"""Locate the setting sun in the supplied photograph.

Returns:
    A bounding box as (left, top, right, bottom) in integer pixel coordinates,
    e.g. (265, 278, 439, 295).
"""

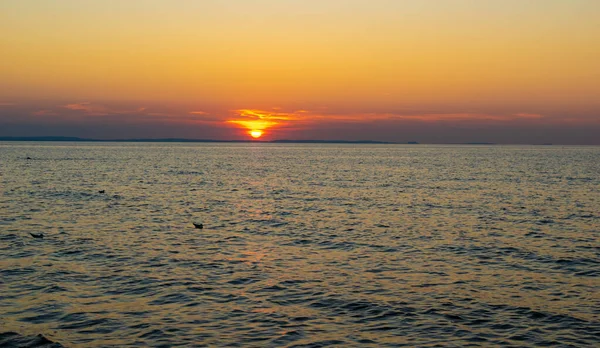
(250, 130, 263, 139)
(228, 110, 285, 139)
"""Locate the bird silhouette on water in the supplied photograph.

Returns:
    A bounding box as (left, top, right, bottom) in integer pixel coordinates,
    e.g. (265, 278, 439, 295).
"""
(30, 233, 44, 239)
(193, 223, 203, 229)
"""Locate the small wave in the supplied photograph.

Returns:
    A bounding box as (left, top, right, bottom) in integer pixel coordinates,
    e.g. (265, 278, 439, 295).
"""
(0, 332, 64, 348)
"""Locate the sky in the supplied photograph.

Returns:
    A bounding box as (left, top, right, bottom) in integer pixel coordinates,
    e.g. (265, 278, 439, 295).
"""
(1, 0, 599, 144)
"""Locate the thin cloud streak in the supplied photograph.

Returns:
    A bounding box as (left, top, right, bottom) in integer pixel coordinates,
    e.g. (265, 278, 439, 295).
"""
(226, 108, 546, 126)
(62, 102, 148, 116)
(32, 109, 59, 116)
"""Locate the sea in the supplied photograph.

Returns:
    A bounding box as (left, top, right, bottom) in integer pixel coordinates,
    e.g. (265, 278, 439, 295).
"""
(0, 142, 598, 347)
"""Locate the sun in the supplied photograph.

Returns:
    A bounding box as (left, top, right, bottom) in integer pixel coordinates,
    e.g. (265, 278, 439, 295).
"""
(250, 130, 263, 139)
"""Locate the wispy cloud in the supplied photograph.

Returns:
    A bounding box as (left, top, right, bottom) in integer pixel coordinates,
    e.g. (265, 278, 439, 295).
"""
(63, 102, 110, 115)
(229, 108, 544, 125)
(292, 111, 545, 123)
(513, 113, 543, 119)
(32, 109, 59, 116)
(365, 112, 544, 122)
(234, 109, 301, 121)
(226, 108, 307, 132)
(0, 102, 16, 106)
(62, 102, 148, 116)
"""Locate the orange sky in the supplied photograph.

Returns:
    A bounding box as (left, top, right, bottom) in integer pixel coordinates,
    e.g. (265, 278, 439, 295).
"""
(1, 0, 599, 143)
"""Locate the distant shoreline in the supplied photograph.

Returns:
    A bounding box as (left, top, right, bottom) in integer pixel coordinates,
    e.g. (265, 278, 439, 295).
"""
(0, 136, 404, 144)
(0, 137, 585, 146)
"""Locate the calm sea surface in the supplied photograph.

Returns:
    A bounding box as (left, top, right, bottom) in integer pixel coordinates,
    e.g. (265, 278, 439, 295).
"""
(1, 142, 599, 347)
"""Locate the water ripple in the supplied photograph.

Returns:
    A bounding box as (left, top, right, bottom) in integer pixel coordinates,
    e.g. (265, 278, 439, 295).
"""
(1, 143, 598, 347)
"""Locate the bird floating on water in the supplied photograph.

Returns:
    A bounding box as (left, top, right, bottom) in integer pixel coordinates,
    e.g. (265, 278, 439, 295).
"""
(30, 233, 44, 239)
(193, 223, 203, 229)
(98, 190, 105, 194)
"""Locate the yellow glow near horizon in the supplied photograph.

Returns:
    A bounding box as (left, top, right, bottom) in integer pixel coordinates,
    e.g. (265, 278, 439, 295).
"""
(226, 109, 291, 137)
(227, 119, 278, 131)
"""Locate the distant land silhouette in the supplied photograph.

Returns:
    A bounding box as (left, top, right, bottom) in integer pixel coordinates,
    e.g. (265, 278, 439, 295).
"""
(0, 136, 410, 144)
(0, 136, 526, 145)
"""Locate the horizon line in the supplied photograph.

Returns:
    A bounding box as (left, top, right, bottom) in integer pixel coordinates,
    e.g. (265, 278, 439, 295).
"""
(0, 136, 584, 146)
